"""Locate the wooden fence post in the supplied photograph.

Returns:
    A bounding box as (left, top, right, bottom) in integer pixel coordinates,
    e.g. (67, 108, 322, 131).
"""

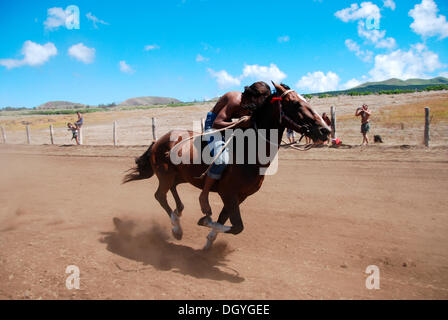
(79, 128, 83, 145)
(424, 107, 430, 147)
(113, 121, 117, 146)
(330, 106, 336, 139)
(152, 117, 157, 140)
(50, 125, 54, 145)
(26, 125, 31, 144)
(1, 126, 6, 144)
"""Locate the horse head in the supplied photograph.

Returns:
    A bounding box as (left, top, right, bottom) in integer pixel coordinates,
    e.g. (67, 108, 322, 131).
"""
(270, 82, 331, 143)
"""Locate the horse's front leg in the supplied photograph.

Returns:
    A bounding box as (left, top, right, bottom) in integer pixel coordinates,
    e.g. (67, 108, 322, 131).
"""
(202, 207, 230, 250)
(199, 195, 244, 249)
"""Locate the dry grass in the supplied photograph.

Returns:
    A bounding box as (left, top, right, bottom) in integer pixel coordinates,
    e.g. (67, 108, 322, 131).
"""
(377, 97, 448, 125)
(0, 110, 149, 131)
(336, 96, 448, 126)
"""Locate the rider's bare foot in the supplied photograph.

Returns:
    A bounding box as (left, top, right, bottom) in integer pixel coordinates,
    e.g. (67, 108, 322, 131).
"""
(199, 192, 212, 215)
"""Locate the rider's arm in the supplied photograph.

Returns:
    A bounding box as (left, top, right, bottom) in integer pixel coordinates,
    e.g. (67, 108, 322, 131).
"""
(213, 107, 252, 129)
(213, 105, 239, 129)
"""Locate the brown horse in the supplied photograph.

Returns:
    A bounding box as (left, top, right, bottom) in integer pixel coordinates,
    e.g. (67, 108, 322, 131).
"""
(123, 82, 330, 249)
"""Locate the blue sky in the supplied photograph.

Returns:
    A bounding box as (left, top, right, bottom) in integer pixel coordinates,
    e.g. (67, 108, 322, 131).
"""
(1, 0, 447, 108)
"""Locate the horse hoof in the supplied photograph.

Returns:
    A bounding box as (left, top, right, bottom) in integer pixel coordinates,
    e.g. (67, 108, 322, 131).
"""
(203, 241, 213, 250)
(197, 216, 212, 227)
(172, 227, 183, 240)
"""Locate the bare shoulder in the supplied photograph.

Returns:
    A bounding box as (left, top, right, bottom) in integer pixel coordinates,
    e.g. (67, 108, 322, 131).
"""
(212, 91, 241, 113)
(222, 91, 241, 106)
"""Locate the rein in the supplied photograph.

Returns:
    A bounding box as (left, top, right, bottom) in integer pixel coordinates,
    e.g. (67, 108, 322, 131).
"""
(176, 89, 315, 179)
(169, 117, 247, 155)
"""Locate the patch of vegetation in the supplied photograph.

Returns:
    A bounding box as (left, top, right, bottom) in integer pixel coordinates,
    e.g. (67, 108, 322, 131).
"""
(0, 106, 28, 111)
(424, 84, 448, 92)
(303, 94, 313, 100)
(346, 91, 373, 96)
(98, 102, 117, 108)
(312, 84, 448, 98)
(118, 102, 199, 111)
(28, 108, 106, 115)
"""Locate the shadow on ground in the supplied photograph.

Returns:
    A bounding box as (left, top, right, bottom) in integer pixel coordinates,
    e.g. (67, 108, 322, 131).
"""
(99, 217, 245, 283)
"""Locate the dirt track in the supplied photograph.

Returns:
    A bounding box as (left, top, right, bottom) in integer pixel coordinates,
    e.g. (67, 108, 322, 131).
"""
(1, 144, 448, 300)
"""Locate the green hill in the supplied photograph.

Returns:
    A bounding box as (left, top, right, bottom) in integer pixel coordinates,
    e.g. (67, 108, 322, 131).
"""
(316, 77, 448, 96)
(354, 77, 448, 89)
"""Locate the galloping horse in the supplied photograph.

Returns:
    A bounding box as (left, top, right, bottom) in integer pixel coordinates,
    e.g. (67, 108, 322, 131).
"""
(123, 82, 331, 249)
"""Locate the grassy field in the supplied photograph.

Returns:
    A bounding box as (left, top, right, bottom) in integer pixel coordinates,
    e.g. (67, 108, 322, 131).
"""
(337, 97, 448, 126)
(0, 102, 205, 131)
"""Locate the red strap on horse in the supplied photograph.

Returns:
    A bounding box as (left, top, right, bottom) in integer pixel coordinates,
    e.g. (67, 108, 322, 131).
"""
(271, 97, 282, 103)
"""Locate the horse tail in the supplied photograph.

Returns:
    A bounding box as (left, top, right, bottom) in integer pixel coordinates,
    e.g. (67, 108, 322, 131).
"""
(122, 142, 155, 184)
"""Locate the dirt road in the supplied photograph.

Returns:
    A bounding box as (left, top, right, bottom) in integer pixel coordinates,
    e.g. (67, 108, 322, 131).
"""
(0, 144, 447, 299)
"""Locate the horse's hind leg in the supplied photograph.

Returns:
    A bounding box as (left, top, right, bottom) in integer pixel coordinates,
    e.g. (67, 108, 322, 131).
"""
(154, 175, 183, 240)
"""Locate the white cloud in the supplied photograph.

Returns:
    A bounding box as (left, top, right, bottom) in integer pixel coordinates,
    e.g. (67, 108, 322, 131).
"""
(196, 54, 209, 62)
(119, 61, 135, 74)
(0, 41, 57, 69)
(357, 21, 396, 49)
(376, 37, 397, 49)
(86, 12, 108, 28)
(335, 2, 381, 23)
(409, 0, 448, 39)
(345, 39, 374, 62)
(277, 35, 290, 43)
(144, 44, 160, 51)
(369, 43, 445, 81)
(383, 0, 396, 10)
(357, 21, 385, 42)
(207, 68, 241, 89)
(207, 63, 287, 89)
(68, 43, 95, 64)
(44, 7, 67, 30)
(242, 64, 287, 84)
(296, 71, 340, 93)
(440, 71, 448, 78)
(342, 78, 363, 89)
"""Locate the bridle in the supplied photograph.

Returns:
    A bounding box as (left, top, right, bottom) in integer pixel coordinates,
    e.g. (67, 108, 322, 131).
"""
(269, 89, 312, 139)
(252, 89, 314, 148)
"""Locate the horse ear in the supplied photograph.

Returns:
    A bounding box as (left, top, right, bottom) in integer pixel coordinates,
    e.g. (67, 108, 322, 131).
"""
(271, 81, 284, 93)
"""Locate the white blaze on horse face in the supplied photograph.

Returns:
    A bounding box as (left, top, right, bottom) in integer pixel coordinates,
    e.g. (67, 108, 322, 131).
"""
(297, 94, 308, 104)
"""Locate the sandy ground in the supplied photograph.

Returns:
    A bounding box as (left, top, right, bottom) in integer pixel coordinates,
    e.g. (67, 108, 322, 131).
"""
(0, 144, 447, 300)
(1, 90, 447, 146)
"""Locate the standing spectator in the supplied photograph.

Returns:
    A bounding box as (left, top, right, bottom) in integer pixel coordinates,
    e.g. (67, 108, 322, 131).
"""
(322, 112, 332, 143)
(355, 104, 371, 145)
(286, 128, 295, 144)
(322, 112, 332, 127)
(74, 112, 83, 144)
(67, 123, 80, 145)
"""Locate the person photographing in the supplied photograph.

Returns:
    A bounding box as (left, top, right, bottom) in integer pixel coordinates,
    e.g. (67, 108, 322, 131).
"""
(355, 104, 371, 145)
